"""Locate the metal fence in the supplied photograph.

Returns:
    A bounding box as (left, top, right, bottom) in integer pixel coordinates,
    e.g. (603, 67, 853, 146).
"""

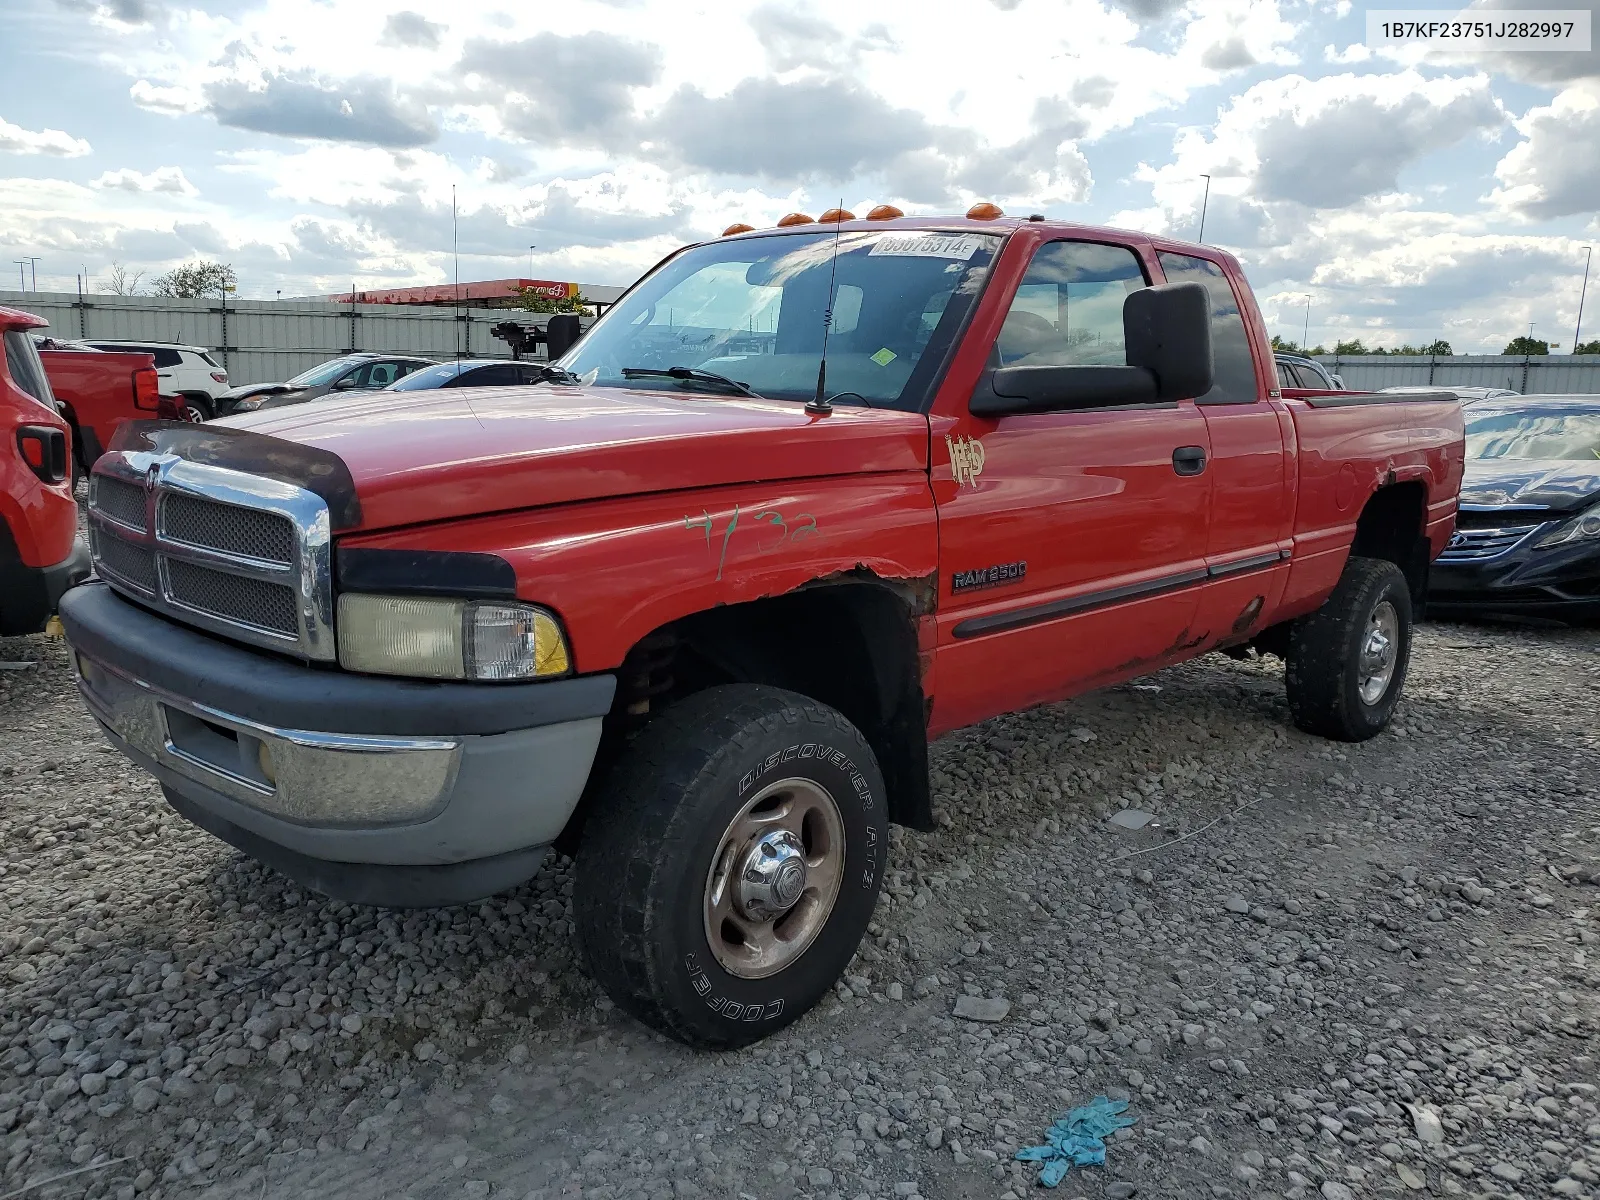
(1314, 354, 1600, 395)
(0, 289, 606, 387)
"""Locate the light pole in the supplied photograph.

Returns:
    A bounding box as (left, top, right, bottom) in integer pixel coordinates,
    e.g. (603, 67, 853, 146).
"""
(528, 244, 537, 279)
(1197, 175, 1211, 245)
(1575, 246, 1593, 353)
(1302, 297, 1311, 350)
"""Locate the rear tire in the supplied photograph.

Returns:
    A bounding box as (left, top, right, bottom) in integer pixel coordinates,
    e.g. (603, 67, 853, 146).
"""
(178, 395, 211, 422)
(574, 684, 887, 1049)
(1286, 555, 1412, 741)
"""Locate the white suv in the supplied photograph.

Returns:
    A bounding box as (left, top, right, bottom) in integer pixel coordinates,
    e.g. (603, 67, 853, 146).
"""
(83, 341, 229, 420)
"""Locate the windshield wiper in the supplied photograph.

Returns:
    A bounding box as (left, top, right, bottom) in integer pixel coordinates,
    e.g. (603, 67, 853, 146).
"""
(532, 363, 582, 385)
(621, 366, 761, 398)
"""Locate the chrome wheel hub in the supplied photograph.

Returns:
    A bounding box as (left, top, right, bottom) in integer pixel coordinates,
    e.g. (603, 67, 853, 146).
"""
(1357, 599, 1399, 705)
(704, 777, 845, 980)
(736, 830, 809, 919)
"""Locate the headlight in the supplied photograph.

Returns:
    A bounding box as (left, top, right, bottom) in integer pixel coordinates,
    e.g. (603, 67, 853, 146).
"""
(1533, 508, 1600, 550)
(337, 594, 571, 681)
(233, 399, 263, 412)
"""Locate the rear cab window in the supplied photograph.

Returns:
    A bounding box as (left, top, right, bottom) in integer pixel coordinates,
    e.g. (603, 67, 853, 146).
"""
(1156, 253, 1260, 405)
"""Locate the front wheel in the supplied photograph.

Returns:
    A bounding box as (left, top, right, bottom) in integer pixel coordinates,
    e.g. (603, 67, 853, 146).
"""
(1286, 555, 1413, 741)
(574, 685, 888, 1049)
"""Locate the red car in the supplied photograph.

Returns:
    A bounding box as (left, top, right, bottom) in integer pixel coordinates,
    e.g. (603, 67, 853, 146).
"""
(60, 207, 1465, 1047)
(0, 306, 89, 635)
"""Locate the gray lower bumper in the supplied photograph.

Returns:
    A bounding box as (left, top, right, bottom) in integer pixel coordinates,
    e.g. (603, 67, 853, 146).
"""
(73, 644, 604, 907)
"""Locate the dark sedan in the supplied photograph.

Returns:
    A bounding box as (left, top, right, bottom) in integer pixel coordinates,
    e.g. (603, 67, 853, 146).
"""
(384, 359, 555, 390)
(1430, 394, 1600, 622)
(217, 353, 435, 415)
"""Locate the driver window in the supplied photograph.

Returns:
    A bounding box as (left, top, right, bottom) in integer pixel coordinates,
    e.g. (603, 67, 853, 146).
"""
(995, 241, 1148, 368)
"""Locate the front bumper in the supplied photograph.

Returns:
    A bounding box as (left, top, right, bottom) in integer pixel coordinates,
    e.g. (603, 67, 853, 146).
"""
(0, 537, 91, 636)
(1430, 535, 1600, 620)
(60, 582, 617, 906)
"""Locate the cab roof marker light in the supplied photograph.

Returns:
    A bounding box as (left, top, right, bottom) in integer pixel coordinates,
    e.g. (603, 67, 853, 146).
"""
(818, 208, 855, 223)
(722, 223, 756, 237)
(865, 204, 904, 221)
(966, 202, 1004, 220)
(776, 213, 816, 227)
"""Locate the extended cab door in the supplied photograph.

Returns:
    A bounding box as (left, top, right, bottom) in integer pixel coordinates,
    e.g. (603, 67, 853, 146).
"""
(1154, 250, 1293, 642)
(929, 236, 1213, 734)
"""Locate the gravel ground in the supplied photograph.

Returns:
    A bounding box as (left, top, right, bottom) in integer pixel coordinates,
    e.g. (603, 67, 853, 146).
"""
(1, 616, 1597, 1200)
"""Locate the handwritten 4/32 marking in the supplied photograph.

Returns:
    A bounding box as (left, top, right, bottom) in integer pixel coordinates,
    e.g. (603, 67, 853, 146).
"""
(684, 505, 820, 580)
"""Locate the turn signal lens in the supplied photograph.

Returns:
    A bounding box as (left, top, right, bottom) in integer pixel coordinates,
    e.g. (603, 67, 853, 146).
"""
(818, 208, 855, 223)
(722, 223, 755, 236)
(337, 594, 572, 681)
(865, 204, 904, 220)
(776, 212, 815, 227)
(966, 201, 1005, 220)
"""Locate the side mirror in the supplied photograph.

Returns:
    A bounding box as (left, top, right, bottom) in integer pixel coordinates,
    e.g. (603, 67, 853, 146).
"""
(332, 375, 360, 390)
(970, 281, 1214, 417)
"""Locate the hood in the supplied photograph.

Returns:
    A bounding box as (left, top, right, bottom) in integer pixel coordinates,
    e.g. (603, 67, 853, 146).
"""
(221, 382, 296, 401)
(221, 383, 929, 532)
(1460, 457, 1600, 513)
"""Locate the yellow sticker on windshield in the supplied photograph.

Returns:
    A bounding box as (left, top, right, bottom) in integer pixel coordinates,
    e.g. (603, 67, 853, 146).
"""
(871, 348, 897, 367)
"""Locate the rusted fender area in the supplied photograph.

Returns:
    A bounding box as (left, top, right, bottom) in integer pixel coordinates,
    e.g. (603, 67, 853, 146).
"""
(340, 473, 941, 674)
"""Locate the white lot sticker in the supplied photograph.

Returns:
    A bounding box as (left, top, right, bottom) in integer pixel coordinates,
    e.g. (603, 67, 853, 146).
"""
(868, 234, 984, 260)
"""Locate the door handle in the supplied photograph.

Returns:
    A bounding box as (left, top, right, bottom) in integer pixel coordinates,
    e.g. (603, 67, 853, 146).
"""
(1172, 446, 1207, 476)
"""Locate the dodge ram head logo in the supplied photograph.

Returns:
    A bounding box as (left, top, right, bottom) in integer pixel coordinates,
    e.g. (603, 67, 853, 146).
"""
(946, 435, 985, 488)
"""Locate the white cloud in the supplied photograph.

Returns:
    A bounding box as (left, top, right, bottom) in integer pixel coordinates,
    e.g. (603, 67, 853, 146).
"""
(129, 79, 203, 114)
(1491, 83, 1600, 221)
(93, 166, 198, 195)
(0, 116, 91, 156)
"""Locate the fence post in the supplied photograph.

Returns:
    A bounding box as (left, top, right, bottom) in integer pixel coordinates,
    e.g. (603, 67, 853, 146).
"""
(219, 291, 228, 374)
(348, 284, 357, 354)
(75, 275, 87, 338)
(1522, 352, 1531, 394)
(1427, 351, 1435, 386)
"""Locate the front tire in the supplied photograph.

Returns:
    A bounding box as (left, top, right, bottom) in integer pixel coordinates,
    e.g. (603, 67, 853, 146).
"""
(1286, 555, 1412, 741)
(574, 685, 888, 1049)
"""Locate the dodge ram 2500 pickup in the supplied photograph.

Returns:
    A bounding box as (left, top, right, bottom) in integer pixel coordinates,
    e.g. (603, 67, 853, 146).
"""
(60, 207, 1465, 1048)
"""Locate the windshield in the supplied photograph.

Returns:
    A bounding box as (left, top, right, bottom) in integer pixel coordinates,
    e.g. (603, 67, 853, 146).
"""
(558, 229, 1002, 410)
(389, 362, 475, 390)
(287, 356, 362, 387)
(1465, 409, 1600, 461)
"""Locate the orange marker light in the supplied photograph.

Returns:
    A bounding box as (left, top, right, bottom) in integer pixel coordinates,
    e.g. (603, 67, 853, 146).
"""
(776, 212, 816, 227)
(865, 204, 904, 220)
(818, 208, 855, 223)
(722, 223, 755, 236)
(966, 202, 1005, 220)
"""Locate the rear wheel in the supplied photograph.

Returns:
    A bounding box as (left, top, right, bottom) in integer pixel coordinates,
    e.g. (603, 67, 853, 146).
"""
(574, 684, 887, 1049)
(1286, 555, 1412, 741)
(177, 395, 211, 422)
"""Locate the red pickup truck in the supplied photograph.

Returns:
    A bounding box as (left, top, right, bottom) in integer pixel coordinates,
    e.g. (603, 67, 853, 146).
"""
(59, 209, 1464, 1048)
(1, 306, 89, 635)
(37, 341, 166, 472)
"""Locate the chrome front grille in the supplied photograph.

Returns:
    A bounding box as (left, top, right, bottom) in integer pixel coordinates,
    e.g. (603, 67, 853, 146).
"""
(165, 558, 299, 635)
(86, 452, 335, 661)
(94, 475, 148, 532)
(1438, 522, 1543, 562)
(160, 493, 295, 564)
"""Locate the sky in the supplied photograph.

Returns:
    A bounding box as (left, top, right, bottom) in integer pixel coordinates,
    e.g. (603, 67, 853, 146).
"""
(1, 0, 1597, 353)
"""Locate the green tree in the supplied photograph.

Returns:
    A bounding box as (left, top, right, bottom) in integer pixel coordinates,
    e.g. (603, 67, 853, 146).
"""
(1574, 339, 1600, 355)
(1503, 335, 1550, 355)
(1333, 338, 1368, 355)
(1305, 344, 1327, 356)
(1271, 334, 1301, 352)
(514, 285, 589, 315)
(1422, 339, 1452, 355)
(151, 260, 237, 298)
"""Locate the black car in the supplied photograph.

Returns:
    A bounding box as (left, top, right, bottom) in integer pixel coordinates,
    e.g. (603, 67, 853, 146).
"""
(1430, 394, 1600, 621)
(385, 359, 554, 390)
(218, 353, 436, 415)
